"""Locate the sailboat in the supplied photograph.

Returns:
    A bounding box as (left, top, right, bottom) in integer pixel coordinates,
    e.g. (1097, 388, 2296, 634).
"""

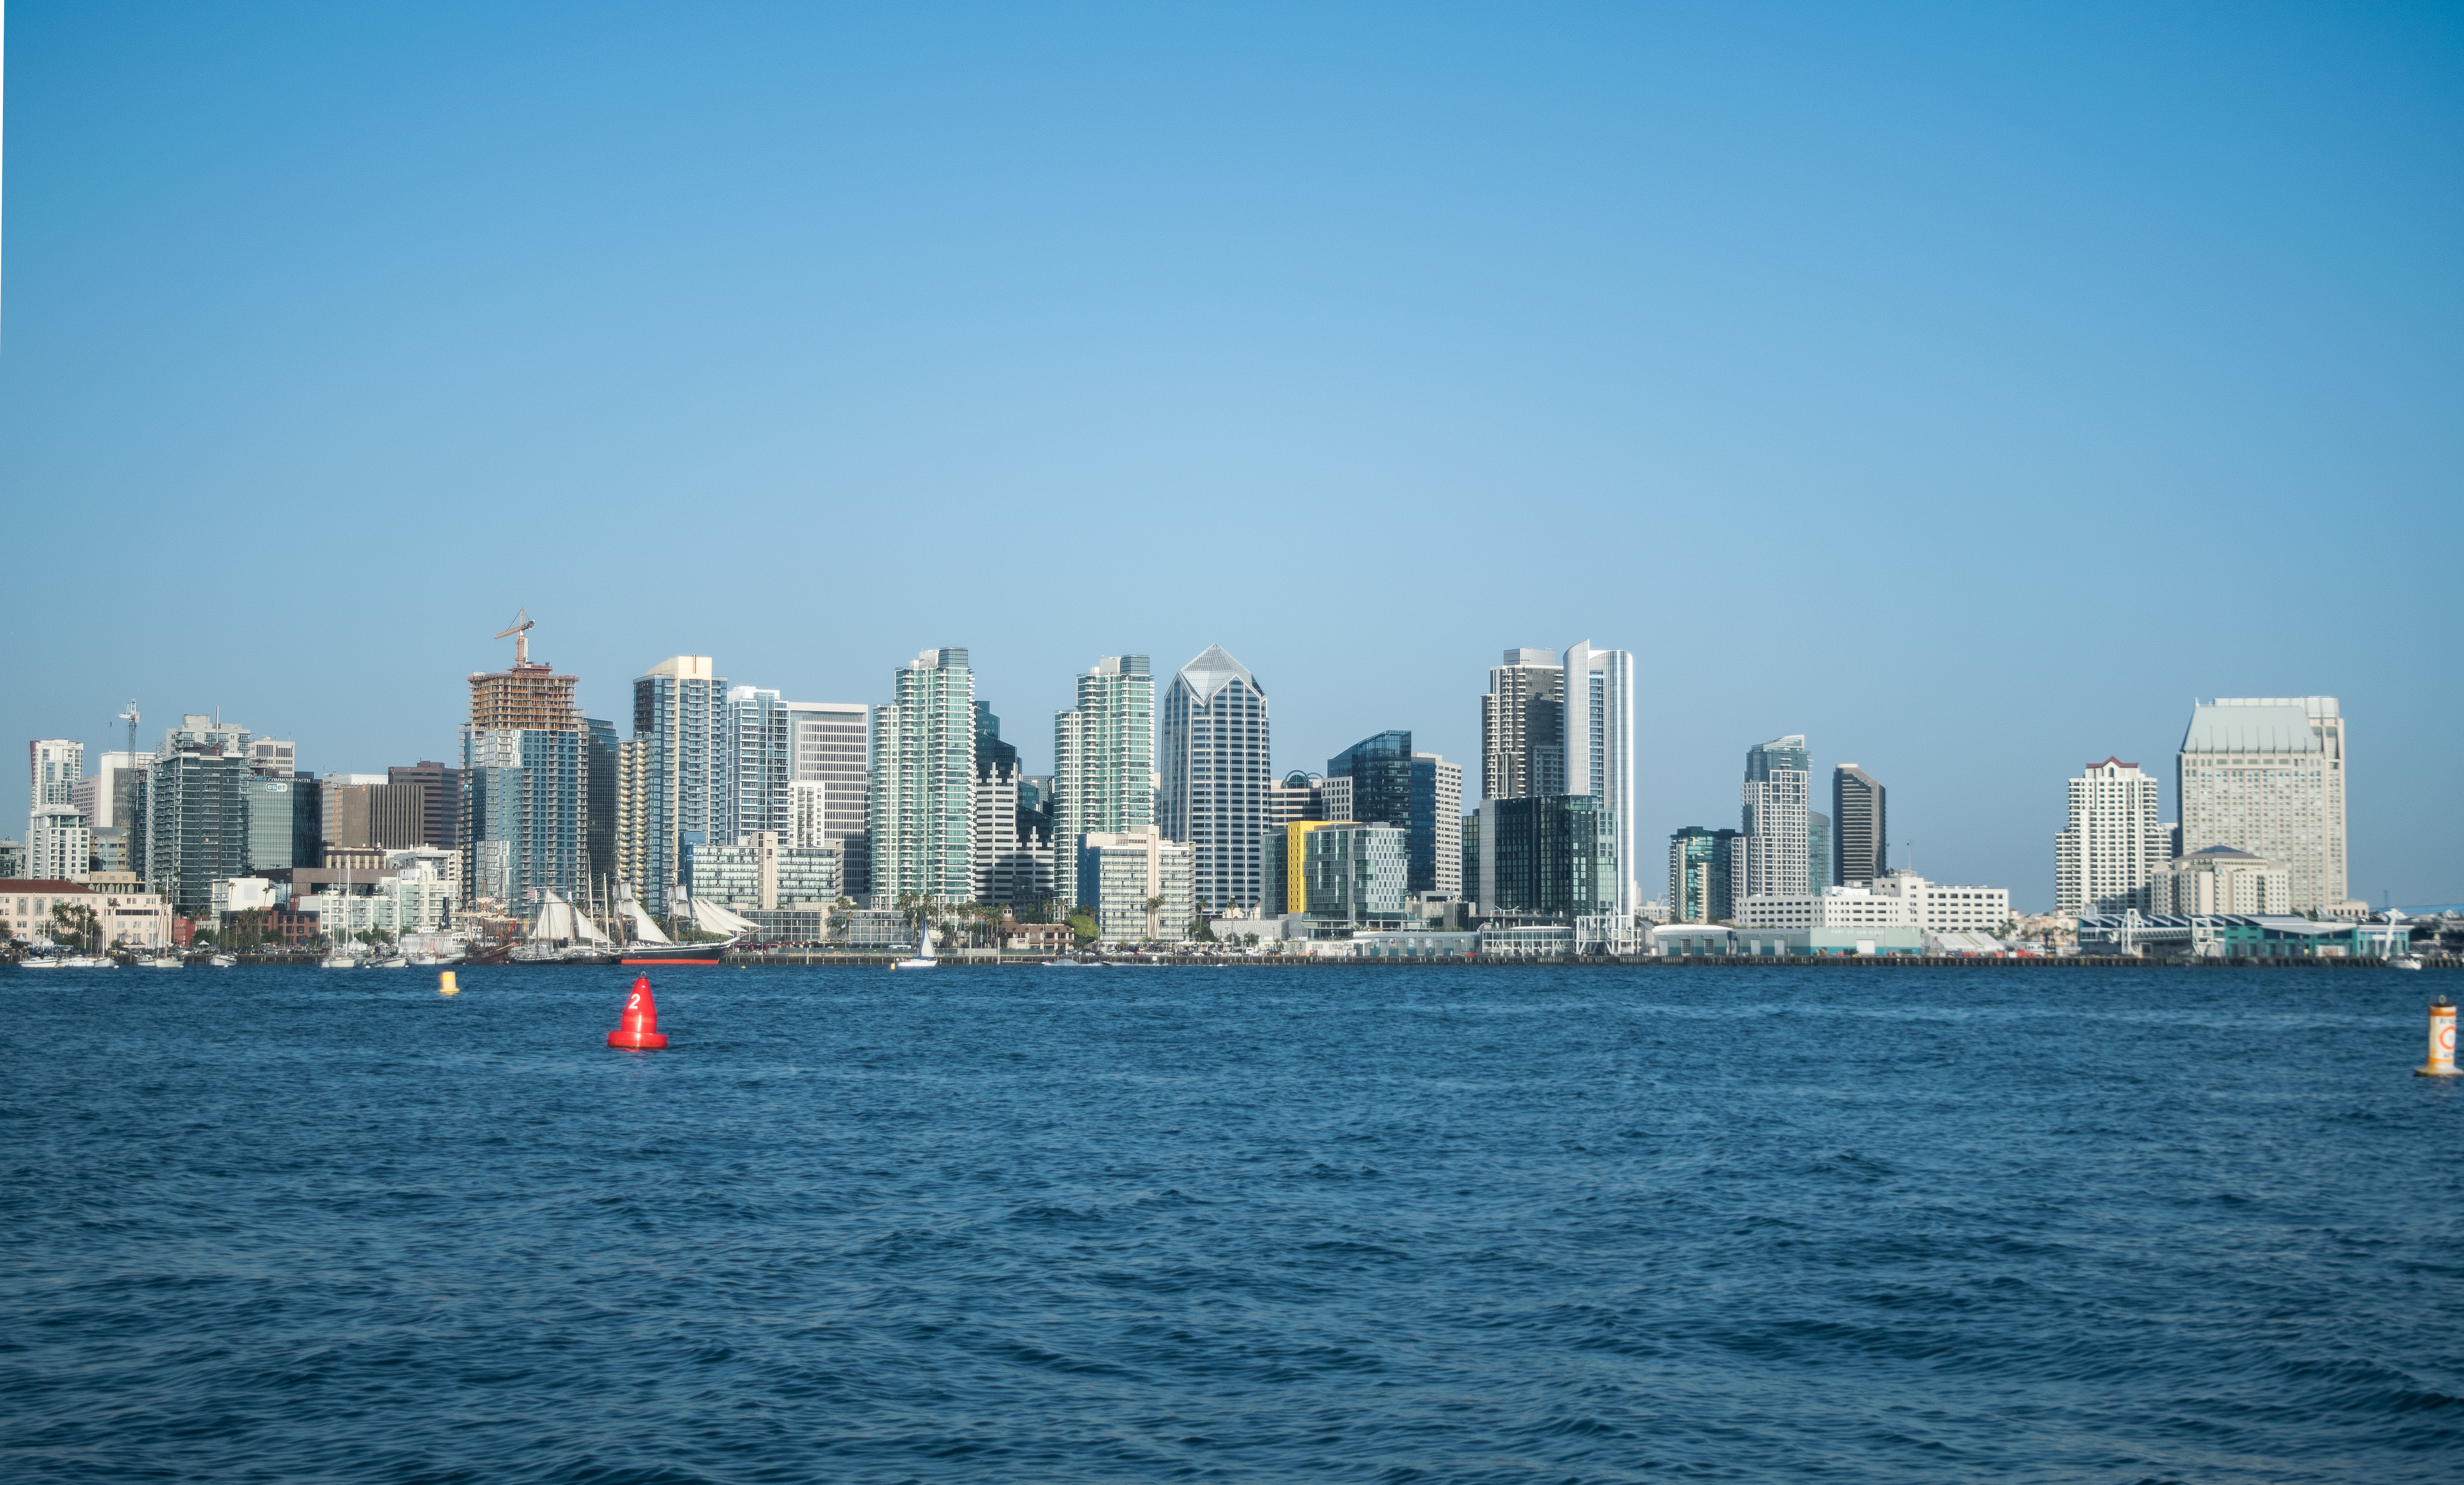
(614, 885, 739, 965)
(891, 921, 937, 972)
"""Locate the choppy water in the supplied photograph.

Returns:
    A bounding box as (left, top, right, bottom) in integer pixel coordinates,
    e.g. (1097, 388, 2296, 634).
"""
(2, 964, 2459, 1483)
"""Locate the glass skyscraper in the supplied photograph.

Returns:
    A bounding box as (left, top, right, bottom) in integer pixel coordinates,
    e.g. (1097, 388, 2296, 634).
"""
(1832, 764, 1887, 886)
(629, 656, 729, 916)
(1327, 730, 1462, 899)
(1740, 735, 1812, 901)
(1053, 655, 1153, 911)
(868, 648, 976, 906)
(1158, 646, 1270, 912)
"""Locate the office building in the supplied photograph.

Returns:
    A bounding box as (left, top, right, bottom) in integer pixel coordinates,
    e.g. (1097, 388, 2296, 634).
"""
(582, 721, 616, 888)
(1833, 765, 1886, 886)
(973, 711, 1051, 908)
(2054, 757, 2171, 914)
(250, 739, 297, 778)
(244, 775, 320, 871)
(1159, 646, 1270, 911)
(1740, 886, 1916, 930)
(1470, 794, 1617, 919)
(1053, 656, 1154, 910)
(147, 719, 254, 915)
(1559, 642, 1638, 915)
(785, 700, 870, 901)
(1740, 735, 1812, 900)
(388, 761, 464, 852)
(868, 648, 976, 906)
(2154, 846, 2294, 916)
(1807, 810, 1830, 898)
(686, 831, 840, 909)
(2176, 697, 2347, 912)
(1322, 730, 1465, 901)
(1668, 826, 1742, 923)
(1076, 825, 1193, 943)
(1261, 819, 1346, 916)
(627, 656, 728, 916)
(1480, 649, 1564, 801)
(1415, 753, 1464, 900)
(325, 778, 427, 853)
(1304, 822, 1409, 923)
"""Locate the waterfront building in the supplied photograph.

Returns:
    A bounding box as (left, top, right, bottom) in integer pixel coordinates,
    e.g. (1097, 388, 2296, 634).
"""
(2153, 846, 2293, 916)
(583, 720, 617, 888)
(628, 656, 728, 916)
(1416, 753, 1464, 900)
(785, 701, 871, 900)
(1076, 825, 1194, 943)
(1470, 794, 1617, 919)
(868, 648, 976, 906)
(2054, 757, 2171, 914)
(1833, 765, 1887, 885)
(1158, 646, 1269, 911)
(1481, 649, 1564, 801)
(686, 831, 840, 909)
(146, 719, 255, 915)
(1, 878, 173, 951)
(1261, 819, 1343, 917)
(1053, 656, 1154, 911)
(1667, 826, 1742, 923)
(387, 761, 464, 852)
(1866, 870, 2012, 932)
(1559, 642, 1638, 915)
(244, 775, 320, 871)
(2176, 696, 2347, 912)
(1304, 822, 1409, 923)
(1739, 885, 1916, 930)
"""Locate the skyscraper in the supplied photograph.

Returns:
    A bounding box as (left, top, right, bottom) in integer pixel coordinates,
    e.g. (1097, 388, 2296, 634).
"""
(1807, 810, 1831, 896)
(628, 656, 728, 916)
(1480, 649, 1564, 802)
(1053, 655, 1154, 910)
(584, 720, 617, 888)
(2054, 757, 2170, 914)
(389, 761, 465, 853)
(28, 739, 88, 884)
(785, 700, 870, 899)
(868, 648, 976, 906)
(722, 686, 793, 846)
(462, 625, 593, 911)
(147, 718, 253, 913)
(1832, 764, 1886, 886)
(1470, 795, 1618, 918)
(1326, 731, 1463, 899)
(1560, 642, 1637, 915)
(1740, 735, 1812, 900)
(1158, 645, 1270, 911)
(1668, 826, 1742, 923)
(2176, 697, 2347, 912)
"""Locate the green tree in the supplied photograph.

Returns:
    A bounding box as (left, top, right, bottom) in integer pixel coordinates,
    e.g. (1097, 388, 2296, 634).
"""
(1067, 911, 1098, 944)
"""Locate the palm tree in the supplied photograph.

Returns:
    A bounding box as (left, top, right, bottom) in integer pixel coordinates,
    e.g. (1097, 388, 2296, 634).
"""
(1144, 895, 1166, 942)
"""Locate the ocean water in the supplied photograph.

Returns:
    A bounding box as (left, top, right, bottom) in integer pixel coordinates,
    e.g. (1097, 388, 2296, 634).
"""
(2, 963, 2459, 1483)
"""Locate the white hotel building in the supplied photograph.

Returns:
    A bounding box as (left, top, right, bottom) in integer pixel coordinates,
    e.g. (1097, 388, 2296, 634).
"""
(1741, 871, 2011, 934)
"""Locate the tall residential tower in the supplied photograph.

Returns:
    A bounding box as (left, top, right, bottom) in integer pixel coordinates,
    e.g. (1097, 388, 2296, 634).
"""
(1158, 645, 1270, 911)
(1053, 656, 1153, 911)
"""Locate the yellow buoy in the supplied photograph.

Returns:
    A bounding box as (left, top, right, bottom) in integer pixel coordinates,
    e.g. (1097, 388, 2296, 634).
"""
(439, 970, 460, 996)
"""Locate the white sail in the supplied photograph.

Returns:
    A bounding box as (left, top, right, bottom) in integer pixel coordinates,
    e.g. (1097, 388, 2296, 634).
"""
(689, 897, 759, 937)
(572, 902, 613, 944)
(530, 892, 576, 942)
(621, 899, 673, 945)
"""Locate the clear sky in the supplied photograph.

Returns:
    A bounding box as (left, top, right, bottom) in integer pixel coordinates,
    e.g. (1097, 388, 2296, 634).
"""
(5, 2, 2459, 909)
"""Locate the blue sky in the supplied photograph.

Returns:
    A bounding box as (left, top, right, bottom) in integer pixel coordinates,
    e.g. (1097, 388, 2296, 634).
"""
(5, 2, 2459, 909)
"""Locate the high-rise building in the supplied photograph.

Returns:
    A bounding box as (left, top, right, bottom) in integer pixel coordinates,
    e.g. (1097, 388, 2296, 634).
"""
(147, 719, 253, 914)
(1327, 731, 1414, 830)
(1559, 642, 1638, 915)
(2054, 757, 2170, 915)
(1668, 826, 1742, 923)
(388, 761, 465, 853)
(628, 656, 728, 916)
(614, 739, 651, 901)
(2176, 697, 2348, 912)
(29, 738, 83, 815)
(244, 775, 320, 871)
(27, 740, 85, 881)
(1480, 649, 1564, 802)
(1262, 819, 1344, 916)
(1159, 646, 1270, 911)
(1740, 735, 1812, 900)
(584, 720, 617, 889)
(1076, 825, 1194, 943)
(1832, 765, 1886, 886)
(868, 648, 976, 906)
(785, 701, 870, 901)
(1808, 811, 1831, 897)
(1053, 656, 1155, 909)
(324, 779, 427, 852)
(1469, 795, 1618, 919)
(1323, 731, 1463, 901)
(722, 687, 793, 846)
(1414, 753, 1465, 900)
(250, 739, 297, 778)
(1304, 822, 1409, 923)
(971, 706, 1050, 908)
(463, 626, 593, 912)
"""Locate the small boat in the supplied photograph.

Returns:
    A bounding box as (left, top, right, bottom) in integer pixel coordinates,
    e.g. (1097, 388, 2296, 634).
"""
(61, 956, 114, 970)
(209, 954, 238, 968)
(891, 925, 938, 972)
(2390, 952, 2424, 971)
(19, 957, 61, 970)
(141, 955, 184, 969)
(320, 951, 359, 969)
(1045, 956, 1079, 967)
(370, 954, 410, 970)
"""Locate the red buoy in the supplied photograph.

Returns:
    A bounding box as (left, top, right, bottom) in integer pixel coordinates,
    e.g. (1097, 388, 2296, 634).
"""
(606, 975, 669, 1050)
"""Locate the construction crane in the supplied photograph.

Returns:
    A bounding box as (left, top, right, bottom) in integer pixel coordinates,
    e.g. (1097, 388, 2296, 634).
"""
(495, 608, 535, 667)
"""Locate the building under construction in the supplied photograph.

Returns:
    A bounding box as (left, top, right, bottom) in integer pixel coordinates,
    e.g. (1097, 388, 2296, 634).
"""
(468, 609, 581, 734)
